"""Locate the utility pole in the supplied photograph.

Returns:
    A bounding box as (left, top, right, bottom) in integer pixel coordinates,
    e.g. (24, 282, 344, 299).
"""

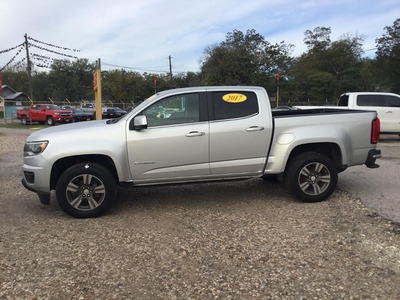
(24, 33, 33, 100)
(169, 55, 172, 82)
(93, 58, 103, 120)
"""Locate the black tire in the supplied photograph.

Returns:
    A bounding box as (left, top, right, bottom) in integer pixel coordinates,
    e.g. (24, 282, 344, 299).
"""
(46, 116, 54, 126)
(21, 116, 27, 125)
(285, 152, 338, 202)
(56, 163, 117, 218)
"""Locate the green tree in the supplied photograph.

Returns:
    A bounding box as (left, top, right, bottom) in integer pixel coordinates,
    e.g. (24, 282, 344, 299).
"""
(200, 29, 293, 87)
(375, 18, 400, 93)
(48, 58, 95, 101)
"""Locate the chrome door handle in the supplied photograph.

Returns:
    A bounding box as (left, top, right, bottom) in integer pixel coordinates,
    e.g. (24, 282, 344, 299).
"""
(385, 110, 393, 113)
(246, 126, 264, 132)
(185, 131, 205, 137)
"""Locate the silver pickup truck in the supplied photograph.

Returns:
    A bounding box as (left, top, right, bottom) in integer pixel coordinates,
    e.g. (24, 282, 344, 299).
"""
(22, 86, 381, 218)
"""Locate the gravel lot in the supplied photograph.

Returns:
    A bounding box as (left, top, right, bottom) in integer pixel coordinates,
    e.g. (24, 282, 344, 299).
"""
(1, 131, 400, 299)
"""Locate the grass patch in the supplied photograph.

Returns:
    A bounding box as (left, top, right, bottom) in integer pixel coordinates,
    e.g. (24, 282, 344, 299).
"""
(0, 121, 50, 130)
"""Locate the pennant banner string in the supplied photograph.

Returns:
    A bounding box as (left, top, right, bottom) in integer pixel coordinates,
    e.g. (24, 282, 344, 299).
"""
(28, 36, 80, 52)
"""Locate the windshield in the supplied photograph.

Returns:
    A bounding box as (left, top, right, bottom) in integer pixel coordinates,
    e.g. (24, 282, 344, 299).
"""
(45, 105, 62, 110)
(105, 93, 160, 125)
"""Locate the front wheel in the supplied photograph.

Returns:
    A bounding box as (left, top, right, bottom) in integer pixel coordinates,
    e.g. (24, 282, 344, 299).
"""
(285, 152, 338, 202)
(46, 116, 54, 126)
(21, 116, 27, 125)
(56, 163, 117, 218)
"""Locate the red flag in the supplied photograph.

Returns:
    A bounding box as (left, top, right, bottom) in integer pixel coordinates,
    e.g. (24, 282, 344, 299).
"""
(276, 70, 280, 82)
(153, 76, 157, 88)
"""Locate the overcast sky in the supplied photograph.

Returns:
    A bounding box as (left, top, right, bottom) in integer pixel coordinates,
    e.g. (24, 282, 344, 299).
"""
(1, 0, 399, 75)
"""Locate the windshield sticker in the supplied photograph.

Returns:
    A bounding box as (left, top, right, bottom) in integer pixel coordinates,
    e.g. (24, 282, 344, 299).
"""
(222, 93, 247, 103)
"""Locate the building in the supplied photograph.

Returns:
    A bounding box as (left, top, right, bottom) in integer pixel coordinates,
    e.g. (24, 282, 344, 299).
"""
(0, 85, 29, 118)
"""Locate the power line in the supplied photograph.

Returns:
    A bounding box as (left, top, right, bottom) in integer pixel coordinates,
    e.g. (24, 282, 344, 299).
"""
(102, 61, 170, 73)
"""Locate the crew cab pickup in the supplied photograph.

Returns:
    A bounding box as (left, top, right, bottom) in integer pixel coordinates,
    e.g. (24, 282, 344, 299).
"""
(21, 86, 381, 218)
(293, 92, 400, 135)
(17, 104, 73, 126)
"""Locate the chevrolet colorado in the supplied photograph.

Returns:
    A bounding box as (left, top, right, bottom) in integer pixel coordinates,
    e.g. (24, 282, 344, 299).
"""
(21, 86, 381, 218)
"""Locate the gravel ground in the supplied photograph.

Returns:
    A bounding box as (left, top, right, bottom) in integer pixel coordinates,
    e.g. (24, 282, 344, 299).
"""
(1, 132, 400, 299)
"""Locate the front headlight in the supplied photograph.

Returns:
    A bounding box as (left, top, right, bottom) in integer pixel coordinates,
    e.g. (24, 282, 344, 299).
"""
(24, 141, 49, 156)
(54, 112, 60, 116)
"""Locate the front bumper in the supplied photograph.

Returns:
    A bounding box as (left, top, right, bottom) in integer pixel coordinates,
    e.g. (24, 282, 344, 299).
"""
(21, 178, 51, 205)
(365, 148, 381, 168)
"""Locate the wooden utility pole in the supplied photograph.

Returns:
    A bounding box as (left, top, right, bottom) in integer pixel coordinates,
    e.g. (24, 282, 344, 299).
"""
(169, 55, 172, 82)
(93, 58, 103, 120)
(24, 33, 33, 100)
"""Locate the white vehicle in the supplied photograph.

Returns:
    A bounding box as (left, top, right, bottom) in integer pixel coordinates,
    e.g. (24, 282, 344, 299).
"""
(293, 92, 400, 135)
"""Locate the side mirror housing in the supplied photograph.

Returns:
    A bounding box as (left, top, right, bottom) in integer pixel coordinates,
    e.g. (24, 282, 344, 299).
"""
(129, 115, 148, 131)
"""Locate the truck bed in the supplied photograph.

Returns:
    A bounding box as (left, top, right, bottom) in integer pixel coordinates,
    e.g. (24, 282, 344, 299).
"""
(271, 107, 365, 118)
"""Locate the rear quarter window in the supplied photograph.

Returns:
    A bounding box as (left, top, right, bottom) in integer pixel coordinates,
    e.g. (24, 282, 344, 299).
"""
(384, 95, 400, 107)
(338, 95, 348, 106)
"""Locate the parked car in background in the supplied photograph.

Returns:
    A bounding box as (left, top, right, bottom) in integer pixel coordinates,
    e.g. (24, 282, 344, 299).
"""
(69, 108, 95, 122)
(113, 107, 128, 117)
(272, 106, 293, 111)
(17, 104, 73, 125)
(293, 92, 400, 135)
(81, 102, 116, 119)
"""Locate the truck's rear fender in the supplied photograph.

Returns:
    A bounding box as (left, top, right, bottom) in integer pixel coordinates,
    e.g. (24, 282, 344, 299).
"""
(50, 155, 119, 190)
(285, 143, 344, 173)
(265, 142, 345, 176)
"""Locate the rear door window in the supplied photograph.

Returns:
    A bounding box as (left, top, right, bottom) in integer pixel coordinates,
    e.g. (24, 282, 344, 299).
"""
(357, 95, 384, 107)
(210, 91, 258, 120)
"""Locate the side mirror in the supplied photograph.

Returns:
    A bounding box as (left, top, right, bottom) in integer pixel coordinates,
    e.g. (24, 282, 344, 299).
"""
(129, 115, 148, 131)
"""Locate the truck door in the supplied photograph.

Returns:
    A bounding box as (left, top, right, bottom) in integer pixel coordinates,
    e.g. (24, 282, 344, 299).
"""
(127, 92, 210, 184)
(354, 94, 385, 128)
(383, 94, 400, 133)
(31, 104, 46, 122)
(208, 90, 273, 175)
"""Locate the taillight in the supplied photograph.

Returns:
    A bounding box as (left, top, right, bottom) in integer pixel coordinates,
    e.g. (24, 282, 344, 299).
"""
(371, 118, 380, 144)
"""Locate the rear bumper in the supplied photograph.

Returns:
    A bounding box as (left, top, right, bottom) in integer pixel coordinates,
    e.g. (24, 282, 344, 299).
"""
(365, 149, 381, 168)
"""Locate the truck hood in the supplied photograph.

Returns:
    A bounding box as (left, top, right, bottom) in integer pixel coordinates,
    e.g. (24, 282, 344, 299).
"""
(26, 119, 115, 142)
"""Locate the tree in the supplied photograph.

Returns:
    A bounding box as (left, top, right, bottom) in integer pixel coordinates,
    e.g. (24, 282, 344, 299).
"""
(200, 29, 294, 87)
(375, 18, 400, 93)
(288, 28, 367, 101)
(48, 58, 95, 101)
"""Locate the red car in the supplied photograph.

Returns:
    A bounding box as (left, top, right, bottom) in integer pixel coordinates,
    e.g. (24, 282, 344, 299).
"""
(17, 104, 73, 125)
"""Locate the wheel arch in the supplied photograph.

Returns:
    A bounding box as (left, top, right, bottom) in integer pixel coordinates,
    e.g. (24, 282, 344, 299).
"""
(286, 143, 344, 173)
(50, 154, 119, 190)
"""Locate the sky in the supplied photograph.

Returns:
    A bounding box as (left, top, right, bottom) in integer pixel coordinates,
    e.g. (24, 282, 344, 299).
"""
(1, 0, 400, 75)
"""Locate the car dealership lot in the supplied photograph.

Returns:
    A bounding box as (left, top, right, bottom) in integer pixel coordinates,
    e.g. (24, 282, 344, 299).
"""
(0, 129, 399, 299)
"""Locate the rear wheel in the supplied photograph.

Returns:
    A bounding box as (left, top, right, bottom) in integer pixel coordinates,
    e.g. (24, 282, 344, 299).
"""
(285, 152, 338, 202)
(46, 116, 54, 126)
(56, 163, 117, 218)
